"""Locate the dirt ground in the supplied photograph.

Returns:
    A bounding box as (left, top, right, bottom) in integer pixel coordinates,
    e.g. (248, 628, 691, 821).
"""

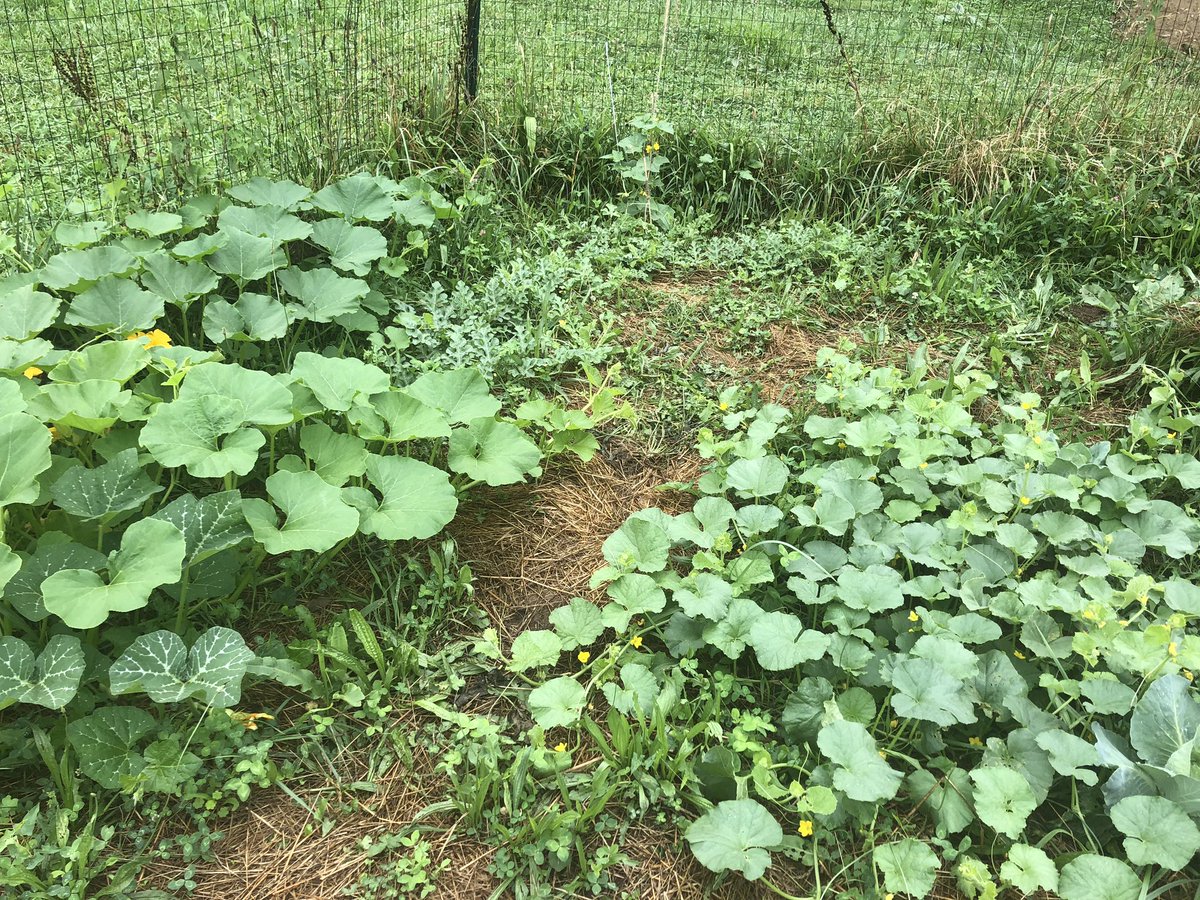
(1119, 0, 1200, 51)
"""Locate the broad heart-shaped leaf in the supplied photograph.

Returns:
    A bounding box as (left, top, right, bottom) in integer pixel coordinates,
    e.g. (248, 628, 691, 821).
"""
(1057, 855, 1142, 900)
(508, 630, 562, 672)
(1111, 795, 1200, 870)
(602, 516, 671, 573)
(277, 267, 370, 322)
(1130, 674, 1200, 767)
(42, 518, 186, 629)
(311, 173, 396, 221)
(0, 410, 53, 508)
(685, 799, 782, 881)
(349, 391, 451, 442)
(747, 611, 829, 671)
(406, 368, 501, 424)
(603, 573, 668, 631)
(726, 456, 789, 498)
(311, 219, 387, 275)
(126, 210, 183, 236)
(0, 542, 17, 596)
(140, 394, 265, 478)
(50, 339, 148, 384)
(549, 598, 605, 651)
(142, 737, 203, 794)
(355, 455, 458, 541)
(202, 292, 289, 343)
(528, 676, 587, 729)
(179, 362, 294, 427)
(817, 720, 902, 803)
(969, 766, 1036, 839)
(836, 564, 904, 612)
(65, 276, 164, 333)
(242, 470, 359, 553)
(140, 253, 219, 309)
(448, 418, 542, 486)
(217, 205, 312, 243)
(873, 839, 938, 900)
(674, 572, 733, 620)
(0, 285, 60, 339)
(151, 491, 252, 565)
(227, 176, 312, 210)
(299, 422, 367, 487)
(291, 352, 390, 412)
(891, 658, 977, 726)
(905, 767, 975, 837)
(207, 227, 286, 283)
(3, 536, 106, 622)
(28, 380, 132, 433)
(602, 662, 661, 716)
(66, 706, 155, 790)
(1035, 730, 1099, 785)
(999, 844, 1058, 894)
(40, 246, 139, 292)
(49, 448, 161, 520)
(0, 635, 85, 709)
(109, 627, 255, 707)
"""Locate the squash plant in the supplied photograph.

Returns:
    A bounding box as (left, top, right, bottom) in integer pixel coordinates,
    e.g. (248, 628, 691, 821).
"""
(0, 173, 550, 795)
(517, 348, 1200, 896)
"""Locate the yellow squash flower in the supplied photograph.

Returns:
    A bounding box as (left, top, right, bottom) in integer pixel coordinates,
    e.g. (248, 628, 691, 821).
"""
(1014, 650, 1027, 660)
(969, 736, 983, 747)
(907, 611, 919, 622)
(577, 650, 590, 664)
(229, 711, 274, 731)
(22, 366, 43, 379)
(1020, 496, 1031, 505)
(629, 635, 643, 649)
(554, 742, 567, 753)
(797, 820, 813, 837)
(126, 329, 172, 349)
(1169, 642, 1179, 658)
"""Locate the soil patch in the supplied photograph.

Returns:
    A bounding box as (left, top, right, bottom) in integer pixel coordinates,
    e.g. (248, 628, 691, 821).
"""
(1118, 0, 1200, 52)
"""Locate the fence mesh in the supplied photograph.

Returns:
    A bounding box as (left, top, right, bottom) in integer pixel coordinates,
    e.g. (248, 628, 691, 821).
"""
(3, 1, 1199, 239)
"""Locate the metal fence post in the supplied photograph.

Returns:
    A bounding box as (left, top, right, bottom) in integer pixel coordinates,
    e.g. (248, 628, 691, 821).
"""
(464, 0, 481, 103)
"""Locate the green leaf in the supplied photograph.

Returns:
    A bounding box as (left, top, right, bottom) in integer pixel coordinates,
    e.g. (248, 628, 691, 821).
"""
(0, 542, 17, 596)
(55, 220, 108, 248)
(395, 196, 435, 227)
(603, 573, 667, 631)
(141, 737, 203, 794)
(1031, 511, 1092, 545)
(109, 627, 255, 707)
(277, 267, 370, 322)
(140, 394, 264, 478)
(703, 597, 764, 659)
(126, 211, 183, 236)
(0, 410, 53, 508)
(685, 799, 782, 881)
(66, 706, 155, 790)
(171, 231, 228, 261)
(150, 491, 251, 565)
(291, 352, 390, 412)
(0, 635, 85, 709)
(1111, 795, 1200, 870)
(140, 253, 219, 309)
(406, 368, 501, 424)
(448, 419, 542, 486)
(356, 455, 458, 540)
(179, 362, 294, 427)
(50, 339, 148, 384)
(549, 598, 605, 651)
(202, 291, 288, 343)
(874, 839, 939, 900)
(673, 573, 732, 620)
(41, 518, 186, 629)
(602, 517, 671, 573)
(1035, 730, 1099, 786)
(207, 228, 286, 283)
(999, 844, 1058, 894)
(892, 659, 977, 726)
(969, 766, 1036, 839)
(0, 285, 60, 339)
(311, 174, 396, 221)
(747, 611, 829, 671)
(227, 177, 312, 210)
(528, 676, 587, 729)
(2, 537, 106, 622)
(1164, 578, 1200, 615)
(905, 767, 975, 837)
(41, 246, 139, 292)
(349, 391, 451, 442)
(311, 219, 388, 276)
(508, 630, 562, 672)
(1057, 855, 1141, 900)
(299, 422, 367, 487)
(601, 663, 661, 716)
(49, 448, 161, 520)
(1161, 453, 1200, 489)
(217, 205, 312, 243)
(817, 720, 902, 803)
(836, 564, 904, 612)
(1130, 674, 1200, 767)
(65, 276, 164, 333)
(242, 470, 359, 553)
(726, 456, 789, 498)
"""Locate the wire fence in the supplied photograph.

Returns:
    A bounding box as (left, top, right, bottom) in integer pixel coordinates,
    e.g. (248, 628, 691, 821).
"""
(3, 1, 1199, 241)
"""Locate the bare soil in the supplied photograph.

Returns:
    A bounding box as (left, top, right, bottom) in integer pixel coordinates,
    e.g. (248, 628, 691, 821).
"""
(1118, 0, 1200, 51)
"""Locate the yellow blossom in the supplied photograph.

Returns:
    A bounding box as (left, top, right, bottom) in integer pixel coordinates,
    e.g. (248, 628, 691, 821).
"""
(1032, 435, 1043, 446)
(1169, 642, 1179, 658)
(577, 650, 590, 664)
(1020, 496, 1031, 505)
(1138, 594, 1149, 605)
(645, 143, 653, 154)
(878, 750, 887, 759)
(969, 736, 983, 747)
(630, 635, 643, 649)
(908, 611, 919, 622)
(229, 711, 274, 731)
(652, 141, 660, 151)
(1119, 620, 1129, 627)
(1014, 650, 1027, 660)
(1082, 610, 1096, 621)
(719, 402, 729, 411)
(47, 426, 58, 442)
(889, 719, 898, 728)
(126, 329, 172, 349)
(22, 366, 43, 379)
(919, 462, 928, 470)
(1185, 670, 1195, 682)
(1020, 401, 1033, 411)
(797, 820, 813, 837)
(1168, 432, 1177, 440)
(837, 442, 846, 449)
(554, 742, 567, 752)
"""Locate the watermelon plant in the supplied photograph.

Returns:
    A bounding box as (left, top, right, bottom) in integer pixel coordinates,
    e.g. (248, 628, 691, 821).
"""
(0, 173, 562, 796)
(516, 347, 1200, 895)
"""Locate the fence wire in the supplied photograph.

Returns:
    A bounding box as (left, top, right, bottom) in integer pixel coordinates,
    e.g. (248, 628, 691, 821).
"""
(3, 1, 1199, 239)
